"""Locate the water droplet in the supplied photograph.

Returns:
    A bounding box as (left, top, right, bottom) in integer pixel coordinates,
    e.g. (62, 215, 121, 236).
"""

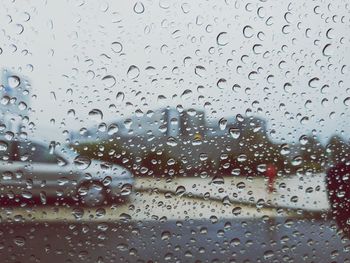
(111, 42, 123, 53)
(161, 231, 171, 240)
(74, 156, 91, 170)
(18, 102, 27, 110)
(322, 43, 332, 56)
(264, 250, 274, 260)
(8, 75, 20, 88)
(167, 137, 178, 147)
(116, 92, 125, 102)
(194, 66, 206, 77)
(133, 2, 145, 14)
(308, 77, 319, 89)
(211, 175, 224, 185)
(343, 97, 350, 106)
(232, 207, 242, 216)
(49, 141, 56, 154)
(72, 207, 84, 220)
(121, 183, 133, 196)
(217, 78, 227, 89)
(0, 141, 8, 151)
(175, 186, 186, 196)
(88, 109, 103, 121)
(219, 118, 227, 130)
(216, 32, 228, 46)
(229, 128, 240, 139)
(13, 236, 26, 247)
(181, 89, 192, 99)
(107, 123, 119, 135)
(299, 135, 308, 145)
(243, 25, 254, 38)
(102, 75, 116, 88)
(127, 65, 140, 79)
(292, 156, 302, 166)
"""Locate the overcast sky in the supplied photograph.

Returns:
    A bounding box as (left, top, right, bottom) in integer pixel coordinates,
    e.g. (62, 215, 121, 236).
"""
(1, 0, 350, 144)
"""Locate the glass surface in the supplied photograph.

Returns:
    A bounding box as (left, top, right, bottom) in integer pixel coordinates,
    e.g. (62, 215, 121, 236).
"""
(0, 0, 350, 262)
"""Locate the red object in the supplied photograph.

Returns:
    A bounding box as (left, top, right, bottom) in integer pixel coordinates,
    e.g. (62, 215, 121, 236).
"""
(266, 164, 277, 193)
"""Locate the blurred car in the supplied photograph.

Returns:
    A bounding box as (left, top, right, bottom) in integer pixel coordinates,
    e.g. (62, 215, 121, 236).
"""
(0, 138, 134, 206)
(326, 161, 350, 236)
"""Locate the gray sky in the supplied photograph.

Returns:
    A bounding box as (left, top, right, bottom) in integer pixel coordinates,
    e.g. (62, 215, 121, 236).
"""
(1, 0, 350, 144)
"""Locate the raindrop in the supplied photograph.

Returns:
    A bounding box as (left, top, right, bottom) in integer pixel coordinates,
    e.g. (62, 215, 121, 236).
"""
(243, 25, 254, 38)
(219, 118, 227, 130)
(264, 250, 274, 260)
(111, 42, 123, 53)
(232, 207, 242, 216)
(161, 231, 171, 240)
(167, 137, 178, 146)
(18, 102, 27, 110)
(102, 75, 116, 88)
(322, 44, 332, 56)
(88, 109, 103, 121)
(127, 65, 140, 79)
(194, 66, 206, 77)
(229, 128, 240, 139)
(211, 175, 224, 185)
(216, 32, 228, 46)
(308, 77, 319, 89)
(116, 92, 125, 102)
(121, 183, 133, 196)
(107, 123, 119, 135)
(8, 75, 20, 88)
(13, 236, 26, 247)
(181, 89, 192, 99)
(0, 141, 8, 151)
(133, 2, 145, 14)
(299, 135, 308, 145)
(74, 156, 91, 170)
(343, 97, 350, 106)
(49, 141, 56, 154)
(217, 78, 227, 89)
(175, 186, 186, 196)
(72, 207, 84, 220)
(159, 0, 170, 9)
(292, 156, 302, 166)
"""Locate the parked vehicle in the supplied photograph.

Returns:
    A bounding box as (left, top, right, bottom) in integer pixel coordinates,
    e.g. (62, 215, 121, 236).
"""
(0, 138, 134, 206)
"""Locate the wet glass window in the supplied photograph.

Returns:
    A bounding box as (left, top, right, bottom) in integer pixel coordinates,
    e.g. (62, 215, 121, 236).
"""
(0, 1, 350, 262)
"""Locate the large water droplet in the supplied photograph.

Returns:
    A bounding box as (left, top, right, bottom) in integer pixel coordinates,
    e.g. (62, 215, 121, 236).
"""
(111, 42, 123, 53)
(217, 78, 227, 89)
(0, 141, 8, 151)
(8, 75, 20, 88)
(308, 77, 319, 89)
(102, 75, 116, 88)
(74, 156, 91, 170)
(322, 43, 332, 57)
(127, 65, 140, 79)
(229, 128, 240, 139)
(343, 97, 350, 106)
(175, 186, 186, 196)
(133, 2, 145, 14)
(88, 109, 103, 121)
(243, 25, 254, 38)
(216, 32, 228, 46)
(194, 66, 206, 77)
(107, 123, 119, 135)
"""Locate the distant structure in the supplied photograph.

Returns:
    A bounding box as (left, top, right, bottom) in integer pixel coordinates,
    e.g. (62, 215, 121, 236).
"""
(0, 69, 31, 134)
